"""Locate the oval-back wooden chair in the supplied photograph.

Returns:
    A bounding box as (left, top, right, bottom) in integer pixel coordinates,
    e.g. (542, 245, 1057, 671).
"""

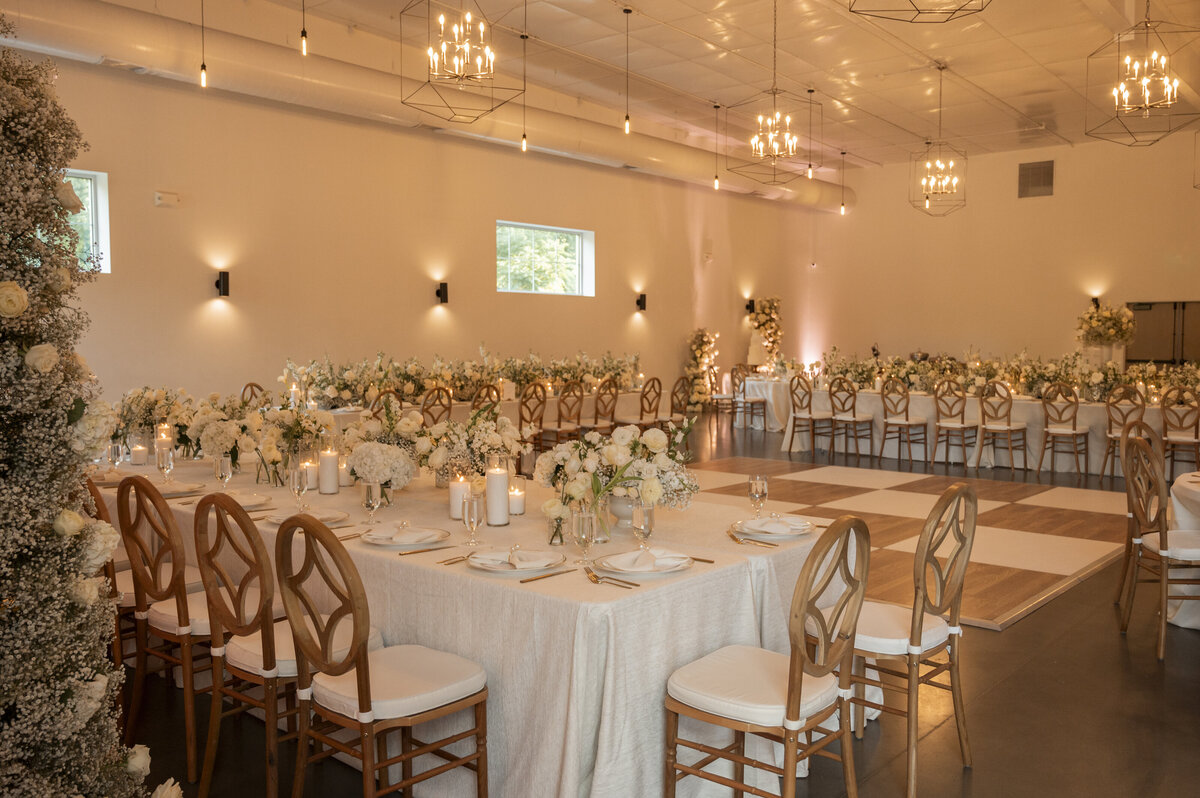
(1100, 384, 1145, 478)
(421, 386, 453, 426)
(369, 389, 404, 421)
(977, 380, 1027, 470)
(850, 483, 978, 798)
(87, 478, 132, 735)
(616, 377, 663, 430)
(241, 382, 265, 403)
(541, 380, 584, 447)
(930, 379, 976, 467)
(786, 373, 832, 457)
(517, 382, 548, 470)
(1113, 418, 1165, 608)
(276, 514, 489, 797)
(471, 383, 501, 411)
(1035, 382, 1089, 475)
(1160, 385, 1200, 480)
(880, 377, 928, 465)
(659, 376, 690, 427)
(580, 377, 619, 435)
(829, 375, 874, 462)
(729, 369, 767, 430)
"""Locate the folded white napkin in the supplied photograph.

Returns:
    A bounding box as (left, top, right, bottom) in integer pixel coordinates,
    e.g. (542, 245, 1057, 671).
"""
(471, 549, 559, 570)
(265, 510, 346, 525)
(743, 518, 812, 535)
(225, 491, 268, 507)
(389, 527, 442, 544)
(604, 547, 690, 572)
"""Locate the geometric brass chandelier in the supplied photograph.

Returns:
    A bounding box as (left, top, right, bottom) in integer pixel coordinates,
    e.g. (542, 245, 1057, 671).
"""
(1084, 1, 1200, 147)
(848, 1, 991, 23)
(909, 64, 965, 216)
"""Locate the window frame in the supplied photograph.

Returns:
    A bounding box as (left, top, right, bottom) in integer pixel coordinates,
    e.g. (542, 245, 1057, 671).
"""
(65, 168, 111, 274)
(495, 220, 595, 297)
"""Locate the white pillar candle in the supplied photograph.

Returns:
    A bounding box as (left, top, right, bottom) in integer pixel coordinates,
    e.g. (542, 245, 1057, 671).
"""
(303, 461, 319, 491)
(485, 466, 509, 526)
(130, 445, 148, 465)
(448, 476, 469, 520)
(289, 383, 301, 407)
(338, 459, 354, 487)
(508, 487, 525, 515)
(318, 450, 339, 495)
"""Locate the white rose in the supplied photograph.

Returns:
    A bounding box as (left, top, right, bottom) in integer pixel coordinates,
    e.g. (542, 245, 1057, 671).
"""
(25, 343, 60, 374)
(81, 521, 120, 574)
(430, 422, 448, 438)
(611, 426, 637, 447)
(601, 444, 631, 467)
(151, 779, 183, 798)
(54, 509, 86, 537)
(46, 267, 73, 292)
(0, 281, 29, 318)
(324, 385, 338, 398)
(428, 447, 448, 469)
(640, 477, 664, 505)
(68, 576, 102, 606)
(75, 673, 109, 724)
(641, 428, 668, 452)
(55, 179, 85, 213)
(565, 476, 588, 499)
(415, 437, 433, 454)
(127, 744, 152, 778)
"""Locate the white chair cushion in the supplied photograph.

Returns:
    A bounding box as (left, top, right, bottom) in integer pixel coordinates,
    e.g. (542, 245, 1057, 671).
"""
(1045, 425, 1083, 435)
(667, 645, 837, 728)
(614, 416, 652, 426)
(711, 393, 734, 400)
(851, 601, 950, 657)
(935, 420, 973, 430)
(312, 644, 487, 721)
(833, 413, 872, 423)
(885, 416, 927, 425)
(792, 411, 832, 421)
(1166, 434, 1200, 444)
(148, 585, 283, 637)
(983, 422, 1026, 431)
(226, 616, 384, 679)
(579, 421, 613, 431)
(1142, 530, 1200, 561)
(541, 422, 579, 433)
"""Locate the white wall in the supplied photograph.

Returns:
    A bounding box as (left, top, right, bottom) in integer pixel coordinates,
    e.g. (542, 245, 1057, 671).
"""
(806, 133, 1200, 365)
(49, 58, 814, 398)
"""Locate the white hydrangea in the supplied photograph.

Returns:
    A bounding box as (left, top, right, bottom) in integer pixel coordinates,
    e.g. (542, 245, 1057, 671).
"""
(70, 400, 117, 459)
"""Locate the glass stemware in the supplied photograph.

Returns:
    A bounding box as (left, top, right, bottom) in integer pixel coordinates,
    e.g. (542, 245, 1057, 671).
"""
(463, 491, 485, 547)
(215, 455, 233, 492)
(748, 475, 768, 519)
(289, 465, 309, 512)
(155, 443, 174, 484)
(631, 500, 655, 551)
(572, 510, 597, 565)
(362, 482, 383, 525)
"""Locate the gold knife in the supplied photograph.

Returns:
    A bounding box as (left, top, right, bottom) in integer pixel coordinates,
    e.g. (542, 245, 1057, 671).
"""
(397, 546, 453, 556)
(520, 568, 577, 584)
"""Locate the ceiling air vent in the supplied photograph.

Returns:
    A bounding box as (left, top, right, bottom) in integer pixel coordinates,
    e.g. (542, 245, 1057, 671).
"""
(1018, 160, 1054, 198)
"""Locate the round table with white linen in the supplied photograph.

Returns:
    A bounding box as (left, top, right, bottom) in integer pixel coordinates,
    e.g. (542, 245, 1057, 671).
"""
(1166, 472, 1200, 629)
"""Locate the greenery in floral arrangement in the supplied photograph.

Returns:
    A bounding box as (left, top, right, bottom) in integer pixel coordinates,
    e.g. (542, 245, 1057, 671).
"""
(386, 357, 427, 401)
(424, 407, 531, 481)
(684, 328, 719, 409)
(1077, 301, 1135, 346)
(427, 354, 500, 401)
(748, 297, 783, 362)
(0, 17, 157, 796)
(820, 346, 877, 389)
(115, 386, 194, 447)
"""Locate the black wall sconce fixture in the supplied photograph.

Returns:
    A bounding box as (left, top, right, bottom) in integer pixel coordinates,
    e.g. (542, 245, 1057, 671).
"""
(745, 298, 756, 314)
(435, 281, 449, 304)
(1091, 296, 1101, 309)
(214, 270, 230, 297)
(636, 293, 647, 312)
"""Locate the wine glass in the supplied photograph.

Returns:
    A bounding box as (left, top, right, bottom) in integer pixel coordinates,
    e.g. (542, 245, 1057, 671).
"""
(215, 455, 233, 492)
(362, 482, 383, 525)
(572, 510, 597, 565)
(631, 500, 655, 551)
(748, 475, 768, 519)
(463, 491, 485, 548)
(106, 441, 122, 470)
(289, 465, 308, 512)
(155, 442, 174, 484)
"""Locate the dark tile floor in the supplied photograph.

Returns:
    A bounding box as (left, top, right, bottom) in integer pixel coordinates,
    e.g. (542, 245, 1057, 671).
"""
(137, 417, 1200, 797)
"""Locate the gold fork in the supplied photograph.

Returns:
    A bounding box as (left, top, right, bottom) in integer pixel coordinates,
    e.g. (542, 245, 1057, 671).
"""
(726, 528, 777, 548)
(583, 566, 637, 589)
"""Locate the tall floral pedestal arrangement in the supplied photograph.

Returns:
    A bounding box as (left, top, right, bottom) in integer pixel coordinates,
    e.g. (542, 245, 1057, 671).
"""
(0, 19, 150, 797)
(748, 297, 783, 369)
(1077, 301, 1135, 374)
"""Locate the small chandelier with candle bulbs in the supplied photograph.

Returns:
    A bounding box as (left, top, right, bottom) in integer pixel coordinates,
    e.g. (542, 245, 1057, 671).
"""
(428, 8, 495, 84)
(909, 65, 965, 216)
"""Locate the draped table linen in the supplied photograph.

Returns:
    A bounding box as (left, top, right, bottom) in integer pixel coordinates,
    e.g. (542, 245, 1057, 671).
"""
(1166, 473, 1200, 630)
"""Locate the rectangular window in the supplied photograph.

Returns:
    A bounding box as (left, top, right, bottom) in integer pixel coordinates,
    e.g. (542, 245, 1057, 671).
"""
(65, 168, 111, 273)
(496, 221, 594, 296)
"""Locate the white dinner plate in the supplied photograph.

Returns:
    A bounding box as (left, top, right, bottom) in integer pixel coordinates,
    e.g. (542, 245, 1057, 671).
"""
(223, 491, 272, 510)
(593, 550, 693, 577)
(466, 550, 566, 575)
(362, 527, 450, 549)
(736, 518, 814, 540)
(161, 481, 206, 498)
(263, 510, 350, 526)
(91, 470, 134, 488)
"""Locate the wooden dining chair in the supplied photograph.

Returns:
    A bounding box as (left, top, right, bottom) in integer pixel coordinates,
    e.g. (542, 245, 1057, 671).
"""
(1114, 419, 1165, 608)
(829, 376, 874, 461)
(369, 390, 404, 421)
(709, 366, 734, 416)
(579, 377, 618, 436)
(420, 386, 453, 426)
(929, 380, 976, 467)
(517, 382, 548, 468)
(1119, 435, 1200, 660)
(1160, 385, 1200, 480)
(1035, 382, 1089, 475)
(471, 384, 501, 411)
(880, 378, 928, 465)
(540, 380, 584, 447)
(730, 369, 767, 429)
(276, 514, 489, 798)
(117, 475, 214, 783)
(1100, 383, 1145, 478)
(977, 380, 1027, 470)
(786, 373, 832, 456)
(242, 382, 265, 403)
(849, 483, 978, 798)
(87, 478, 133, 734)
(658, 376, 690, 428)
(664, 517, 870, 798)
(615, 377, 663, 430)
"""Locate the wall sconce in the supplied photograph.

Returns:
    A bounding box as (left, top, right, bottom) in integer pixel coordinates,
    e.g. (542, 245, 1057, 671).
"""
(435, 281, 449, 304)
(745, 298, 756, 314)
(635, 293, 647, 312)
(214, 271, 230, 297)
(1091, 296, 1101, 309)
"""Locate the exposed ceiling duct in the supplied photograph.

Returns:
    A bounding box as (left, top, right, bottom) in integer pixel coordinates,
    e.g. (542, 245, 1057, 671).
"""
(0, 0, 853, 212)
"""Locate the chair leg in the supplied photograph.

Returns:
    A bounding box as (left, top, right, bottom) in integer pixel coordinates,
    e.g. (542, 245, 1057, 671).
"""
(361, 724, 377, 798)
(124, 618, 149, 745)
(948, 642, 972, 767)
(1113, 532, 1133, 606)
(198, 657, 225, 798)
(376, 731, 389, 792)
(475, 699, 489, 798)
(182, 637, 198, 783)
(1119, 551, 1141, 633)
(781, 731, 798, 798)
(400, 726, 413, 796)
(905, 655, 920, 798)
(852, 655, 865, 739)
(264, 678, 280, 798)
(1036, 435, 1048, 472)
(664, 708, 679, 798)
(840, 695, 860, 798)
(290, 697, 311, 798)
(732, 730, 745, 798)
(1157, 564, 1169, 661)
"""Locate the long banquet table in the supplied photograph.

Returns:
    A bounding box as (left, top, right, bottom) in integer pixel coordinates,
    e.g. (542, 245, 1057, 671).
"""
(100, 459, 836, 797)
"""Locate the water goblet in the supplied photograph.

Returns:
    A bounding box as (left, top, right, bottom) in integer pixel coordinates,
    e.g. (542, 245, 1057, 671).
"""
(215, 455, 233, 492)
(463, 491, 485, 548)
(572, 510, 597, 566)
(362, 482, 383, 525)
(748, 475, 768, 519)
(289, 465, 309, 512)
(155, 443, 174, 484)
(631, 500, 656, 551)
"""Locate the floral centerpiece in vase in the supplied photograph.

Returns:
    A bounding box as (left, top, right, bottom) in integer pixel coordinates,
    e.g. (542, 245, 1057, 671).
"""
(684, 328, 719, 409)
(417, 407, 531, 485)
(749, 297, 783, 364)
(255, 405, 334, 486)
(533, 421, 698, 545)
(116, 386, 194, 453)
(1077, 300, 1135, 371)
(344, 440, 416, 513)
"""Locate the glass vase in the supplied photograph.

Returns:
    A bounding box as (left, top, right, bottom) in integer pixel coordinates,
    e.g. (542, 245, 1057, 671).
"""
(547, 515, 565, 546)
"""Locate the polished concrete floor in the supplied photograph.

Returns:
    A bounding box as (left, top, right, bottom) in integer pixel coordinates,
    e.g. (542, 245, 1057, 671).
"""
(136, 417, 1200, 797)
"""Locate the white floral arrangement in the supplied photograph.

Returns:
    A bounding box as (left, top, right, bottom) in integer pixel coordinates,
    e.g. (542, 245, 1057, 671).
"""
(116, 385, 194, 444)
(429, 408, 531, 480)
(748, 296, 783, 363)
(684, 328, 719, 408)
(345, 441, 416, 489)
(0, 16, 148, 794)
(1077, 301, 1135, 347)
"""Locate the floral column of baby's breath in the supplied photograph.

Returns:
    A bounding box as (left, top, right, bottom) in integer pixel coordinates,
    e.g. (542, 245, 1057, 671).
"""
(0, 18, 151, 796)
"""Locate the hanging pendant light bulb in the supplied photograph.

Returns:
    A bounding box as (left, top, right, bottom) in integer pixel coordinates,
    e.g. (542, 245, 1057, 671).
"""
(713, 104, 721, 190)
(300, 0, 308, 55)
(623, 7, 632, 134)
(806, 89, 816, 178)
(521, 9, 529, 154)
(840, 151, 847, 215)
(199, 0, 207, 87)
(909, 64, 966, 216)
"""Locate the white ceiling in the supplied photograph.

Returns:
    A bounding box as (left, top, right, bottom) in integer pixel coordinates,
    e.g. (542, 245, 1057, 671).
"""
(279, 0, 1200, 166)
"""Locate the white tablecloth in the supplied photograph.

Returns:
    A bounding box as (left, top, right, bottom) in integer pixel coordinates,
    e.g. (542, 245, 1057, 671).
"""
(1166, 473, 1200, 630)
(101, 460, 835, 797)
(740, 379, 789, 432)
(330, 392, 644, 432)
(779, 389, 1166, 475)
